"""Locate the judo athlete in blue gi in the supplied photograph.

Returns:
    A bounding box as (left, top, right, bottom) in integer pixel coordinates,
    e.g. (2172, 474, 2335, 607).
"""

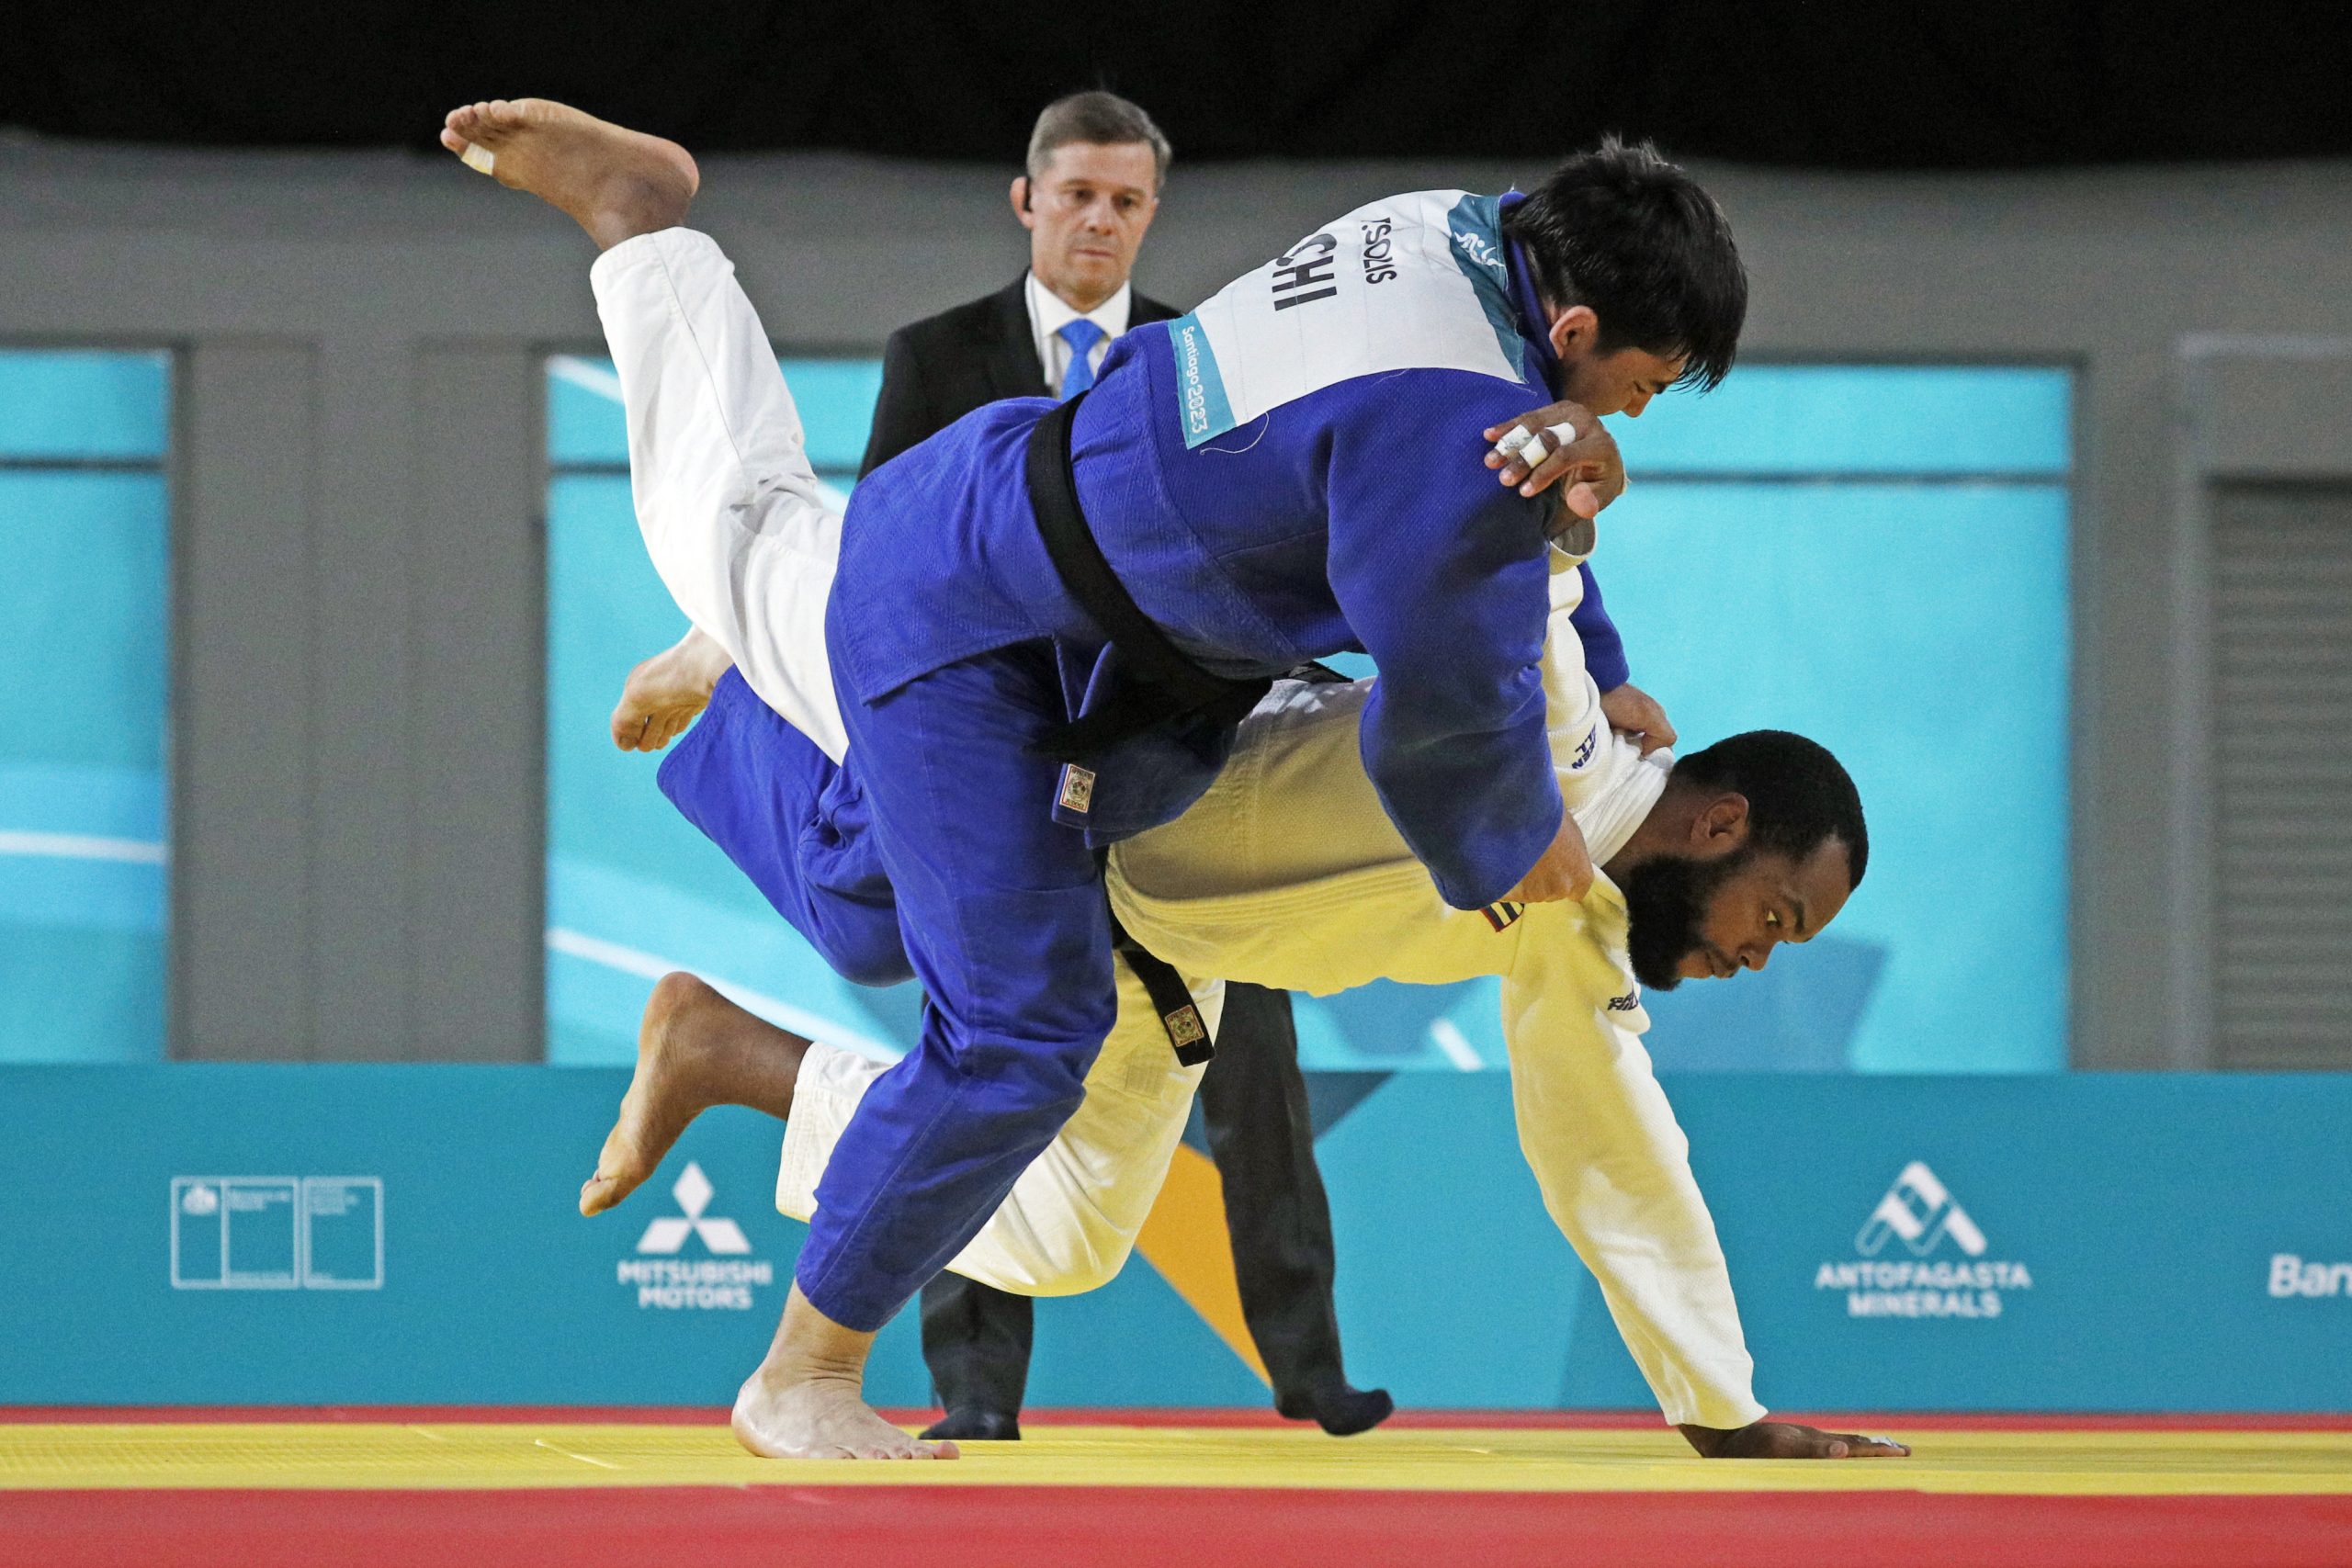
(435, 97, 1744, 1459)
(776, 164, 1747, 1459)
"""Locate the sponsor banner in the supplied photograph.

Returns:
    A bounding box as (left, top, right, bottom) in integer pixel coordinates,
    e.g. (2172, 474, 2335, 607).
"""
(1, 1066, 2346, 1410)
(1638, 1076, 2352, 1415)
(0, 1066, 821, 1407)
(1814, 1159, 2032, 1319)
(622, 1162, 771, 1310)
(2271, 1255, 2352, 1299)
(171, 1176, 382, 1291)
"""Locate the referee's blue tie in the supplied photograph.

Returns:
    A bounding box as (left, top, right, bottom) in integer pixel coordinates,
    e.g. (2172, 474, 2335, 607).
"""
(1057, 319, 1106, 400)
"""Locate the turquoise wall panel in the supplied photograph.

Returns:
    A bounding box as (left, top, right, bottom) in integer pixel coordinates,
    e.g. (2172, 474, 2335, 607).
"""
(544, 360, 2072, 1073)
(0, 350, 169, 460)
(1599, 480, 2071, 1071)
(1615, 365, 2071, 475)
(547, 355, 876, 481)
(7, 1066, 2346, 1413)
(0, 358, 169, 1065)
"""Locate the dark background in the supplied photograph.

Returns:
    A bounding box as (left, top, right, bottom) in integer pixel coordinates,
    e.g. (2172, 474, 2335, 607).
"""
(6, 1, 2348, 169)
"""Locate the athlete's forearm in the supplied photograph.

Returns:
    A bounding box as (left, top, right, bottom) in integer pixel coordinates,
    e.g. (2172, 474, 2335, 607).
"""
(1498, 938, 1767, 1430)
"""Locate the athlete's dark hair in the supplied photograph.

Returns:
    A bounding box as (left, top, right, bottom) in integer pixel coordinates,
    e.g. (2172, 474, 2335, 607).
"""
(1673, 730, 1868, 886)
(1501, 138, 1747, 390)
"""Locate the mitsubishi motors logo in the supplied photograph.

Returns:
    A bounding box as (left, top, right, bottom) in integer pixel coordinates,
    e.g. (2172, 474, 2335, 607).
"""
(1814, 1161, 2031, 1319)
(615, 1162, 773, 1311)
(635, 1163, 751, 1256)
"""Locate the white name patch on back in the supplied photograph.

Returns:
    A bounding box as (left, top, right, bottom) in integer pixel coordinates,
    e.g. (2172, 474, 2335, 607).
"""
(1166, 190, 1534, 448)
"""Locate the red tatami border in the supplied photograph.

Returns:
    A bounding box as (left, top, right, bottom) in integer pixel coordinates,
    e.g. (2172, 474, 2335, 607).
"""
(3, 1485, 2349, 1568)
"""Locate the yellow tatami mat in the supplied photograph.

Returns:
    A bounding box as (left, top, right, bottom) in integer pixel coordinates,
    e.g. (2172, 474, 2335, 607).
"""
(3, 1422, 2346, 1496)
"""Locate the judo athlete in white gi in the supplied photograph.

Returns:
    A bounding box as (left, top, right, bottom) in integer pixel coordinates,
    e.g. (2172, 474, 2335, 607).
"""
(563, 187, 1897, 1464)
(440, 98, 1865, 1462)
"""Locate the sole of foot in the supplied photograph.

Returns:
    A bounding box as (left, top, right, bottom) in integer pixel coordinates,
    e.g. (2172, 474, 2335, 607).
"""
(438, 97, 698, 250)
(611, 633, 729, 751)
(579, 972, 729, 1217)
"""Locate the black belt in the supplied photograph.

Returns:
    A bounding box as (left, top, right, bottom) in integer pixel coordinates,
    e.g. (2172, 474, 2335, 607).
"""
(1024, 394, 1274, 763)
(1114, 924, 1216, 1067)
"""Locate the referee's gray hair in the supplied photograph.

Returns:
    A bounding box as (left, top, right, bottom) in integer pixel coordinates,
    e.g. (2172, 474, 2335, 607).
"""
(1026, 91, 1172, 187)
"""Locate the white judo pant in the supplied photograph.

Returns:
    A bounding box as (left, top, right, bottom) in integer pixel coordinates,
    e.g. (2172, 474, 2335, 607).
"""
(592, 226, 1224, 1298)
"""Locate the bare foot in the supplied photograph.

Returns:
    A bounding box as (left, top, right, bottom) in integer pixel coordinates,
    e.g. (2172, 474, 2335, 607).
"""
(731, 1287, 960, 1460)
(580, 972, 806, 1217)
(612, 626, 734, 752)
(439, 97, 698, 250)
(733, 1371, 959, 1461)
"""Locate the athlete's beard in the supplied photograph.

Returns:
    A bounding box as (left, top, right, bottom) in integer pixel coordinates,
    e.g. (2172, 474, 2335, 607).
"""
(1622, 847, 1751, 991)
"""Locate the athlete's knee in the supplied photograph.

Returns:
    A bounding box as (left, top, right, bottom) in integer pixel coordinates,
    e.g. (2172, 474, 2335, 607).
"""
(820, 918, 915, 988)
(976, 1193, 1136, 1295)
(979, 1074, 1087, 1150)
(1041, 1239, 1130, 1295)
(989, 1045, 1097, 1124)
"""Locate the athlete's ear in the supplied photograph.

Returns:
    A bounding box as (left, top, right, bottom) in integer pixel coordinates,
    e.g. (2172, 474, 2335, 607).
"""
(1011, 175, 1036, 228)
(1691, 793, 1751, 852)
(1548, 304, 1600, 365)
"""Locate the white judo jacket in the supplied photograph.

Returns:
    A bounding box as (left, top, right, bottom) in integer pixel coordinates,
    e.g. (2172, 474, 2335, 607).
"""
(595, 227, 1766, 1432)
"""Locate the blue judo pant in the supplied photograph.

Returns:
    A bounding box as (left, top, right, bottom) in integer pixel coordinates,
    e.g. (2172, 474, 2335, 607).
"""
(659, 654, 1119, 1333)
(656, 669, 910, 990)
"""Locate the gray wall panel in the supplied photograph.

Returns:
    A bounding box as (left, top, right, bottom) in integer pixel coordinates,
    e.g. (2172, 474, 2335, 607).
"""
(173, 340, 317, 1060)
(309, 338, 417, 1058)
(2209, 484, 2352, 1069)
(407, 344, 546, 1061)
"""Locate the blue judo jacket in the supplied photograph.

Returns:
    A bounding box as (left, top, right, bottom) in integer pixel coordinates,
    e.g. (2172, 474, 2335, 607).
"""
(829, 190, 1627, 912)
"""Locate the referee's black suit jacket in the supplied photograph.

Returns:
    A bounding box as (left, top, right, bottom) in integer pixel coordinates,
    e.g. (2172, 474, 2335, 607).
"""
(858, 276, 1366, 1429)
(857, 276, 1178, 478)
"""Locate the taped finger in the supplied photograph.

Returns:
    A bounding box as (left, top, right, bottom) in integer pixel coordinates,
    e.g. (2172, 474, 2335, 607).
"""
(1490, 425, 1537, 468)
(460, 142, 497, 176)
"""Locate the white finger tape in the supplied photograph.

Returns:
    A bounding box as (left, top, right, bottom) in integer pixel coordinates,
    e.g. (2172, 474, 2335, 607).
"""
(1514, 434, 1552, 468)
(460, 143, 497, 176)
(1494, 424, 1536, 457)
(1546, 421, 1580, 446)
